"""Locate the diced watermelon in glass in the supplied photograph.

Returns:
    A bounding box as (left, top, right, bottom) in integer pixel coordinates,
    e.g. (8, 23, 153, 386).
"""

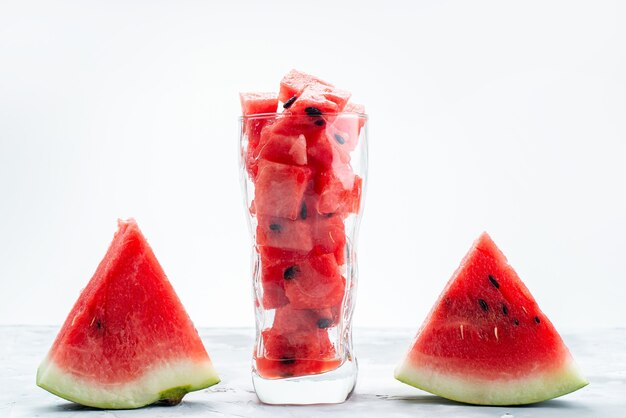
(254, 160, 312, 220)
(283, 253, 345, 309)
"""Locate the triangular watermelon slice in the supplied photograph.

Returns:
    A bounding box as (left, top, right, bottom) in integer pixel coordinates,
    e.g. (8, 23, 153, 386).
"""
(36, 219, 220, 409)
(395, 232, 587, 405)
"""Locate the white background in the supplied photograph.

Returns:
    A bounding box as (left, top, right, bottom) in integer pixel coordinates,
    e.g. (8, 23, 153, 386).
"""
(1, 1, 624, 330)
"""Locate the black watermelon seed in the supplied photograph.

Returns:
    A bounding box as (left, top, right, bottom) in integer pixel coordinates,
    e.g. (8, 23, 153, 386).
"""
(534, 316, 541, 324)
(305, 106, 322, 116)
(514, 319, 520, 326)
(317, 318, 333, 329)
(334, 133, 346, 145)
(283, 265, 300, 280)
(314, 118, 325, 126)
(280, 358, 296, 365)
(478, 299, 489, 311)
(502, 304, 508, 316)
(488, 275, 500, 289)
(269, 223, 282, 231)
(300, 202, 307, 220)
(283, 95, 297, 109)
(96, 319, 102, 329)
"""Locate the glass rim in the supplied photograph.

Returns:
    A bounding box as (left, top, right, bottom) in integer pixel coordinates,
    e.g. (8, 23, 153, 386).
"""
(239, 111, 367, 121)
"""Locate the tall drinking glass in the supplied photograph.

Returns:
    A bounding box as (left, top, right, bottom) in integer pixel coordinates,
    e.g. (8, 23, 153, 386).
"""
(239, 112, 367, 404)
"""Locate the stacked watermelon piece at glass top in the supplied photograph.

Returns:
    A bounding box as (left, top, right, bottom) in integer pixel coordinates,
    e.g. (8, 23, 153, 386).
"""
(240, 70, 365, 379)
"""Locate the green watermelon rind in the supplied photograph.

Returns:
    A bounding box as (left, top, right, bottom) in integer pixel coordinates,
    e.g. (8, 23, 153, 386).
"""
(394, 356, 588, 406)
(36, 356, 220, 409)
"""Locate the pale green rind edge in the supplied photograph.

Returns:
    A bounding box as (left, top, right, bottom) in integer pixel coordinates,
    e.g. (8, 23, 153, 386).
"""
(394, 357, 588, 405)
(36, 357, 220, 409)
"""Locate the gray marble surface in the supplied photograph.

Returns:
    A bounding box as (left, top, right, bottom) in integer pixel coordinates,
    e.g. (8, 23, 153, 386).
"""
(1, 326, 624, 417)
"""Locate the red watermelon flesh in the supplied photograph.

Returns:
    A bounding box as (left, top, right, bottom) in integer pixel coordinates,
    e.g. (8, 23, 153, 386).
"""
(283, 253, 345, 309)
(344, 102, 365, 114)
(287, 87, 340, 115)
(305, 129, 351, 172)
(254, 160, 311, 220)
(271, 304, 341, 334)
(259, 251, 308, 309)
(256, 328, 339, 378)
(272, 305, 335, 333)
(257, 131, 308, 166)
(279, 69, 333, 103)
(308, 212, 347, 265)
(395, 232, 587, 405)
(267, 113, 338, 141)
(36, 219, 220, 409)
(240, 93, 278, 178)
(315, 169, 360, 215)
(240, 92, 279, 116)
(287, 85, 352, 116)
(259, 257, 290, 309)
(279, 70, 351, 113)
(329, 114, 363, 152)
(256, 215, 313, 253)
(243, 116, 276, 179)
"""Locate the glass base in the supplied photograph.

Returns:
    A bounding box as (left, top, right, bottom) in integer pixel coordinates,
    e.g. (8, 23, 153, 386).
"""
(252, 359, 357, 405)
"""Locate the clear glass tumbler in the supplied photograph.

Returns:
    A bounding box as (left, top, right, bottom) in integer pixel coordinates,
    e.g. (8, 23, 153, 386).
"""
(239, 111, 367, 404)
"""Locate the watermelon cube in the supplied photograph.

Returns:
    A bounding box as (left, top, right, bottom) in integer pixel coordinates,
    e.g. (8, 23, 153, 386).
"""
(279, 69, 333, 103)
(254, 160, 312, 220)
(306, 129, 351, 172)
(256, 327, 339, 378)
(283, 253, 345, 309)
(314, 167, 357, 215)
(259, 258, 290, 309)
(257, 130, 307, 166)
(241, 93, 279, 178)
(287, 88, 351, 116)
(256, 216, 313, 253)
(243, 117, 276, 179)
(310, 213, 347, 265)
(343, 102, 365, 115)
(287, 87, 340, 115)
(329, 111, 364, 152)
(272, 305, 335, 334)
(261, 328, 335, 361)
(240, 92, 279, 116)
